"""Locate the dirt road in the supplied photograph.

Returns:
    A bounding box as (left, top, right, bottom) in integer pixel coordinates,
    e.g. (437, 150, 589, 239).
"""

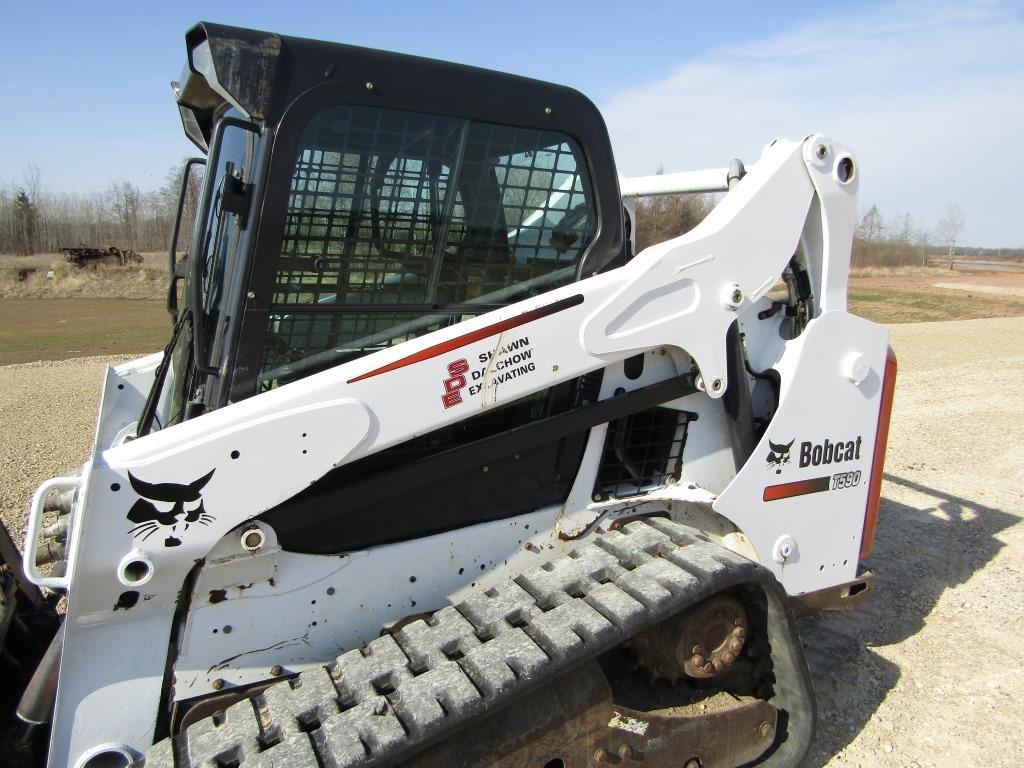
(1, 318, 1022, 766)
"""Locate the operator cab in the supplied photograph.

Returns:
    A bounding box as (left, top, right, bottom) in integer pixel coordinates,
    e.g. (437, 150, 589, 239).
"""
(135, 23, 632, 550)
(144, 22, 626, 437)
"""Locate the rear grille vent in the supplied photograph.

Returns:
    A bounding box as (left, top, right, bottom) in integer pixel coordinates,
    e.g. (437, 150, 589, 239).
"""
(594, 408, 688, 499)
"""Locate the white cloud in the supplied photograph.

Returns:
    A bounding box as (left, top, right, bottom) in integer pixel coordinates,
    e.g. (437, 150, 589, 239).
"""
(600, 1, 1024, 247)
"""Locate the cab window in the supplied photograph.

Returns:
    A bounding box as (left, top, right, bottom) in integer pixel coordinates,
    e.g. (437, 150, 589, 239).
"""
(259, 105, 596, 389)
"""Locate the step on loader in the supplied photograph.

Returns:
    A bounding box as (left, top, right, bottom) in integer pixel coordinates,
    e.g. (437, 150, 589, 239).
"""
(1, 21, 896, 768)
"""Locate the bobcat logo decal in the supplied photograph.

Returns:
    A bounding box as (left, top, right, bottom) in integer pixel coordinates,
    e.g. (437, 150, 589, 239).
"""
(126, 469, 216, 548)
(765, 439, 794, 474)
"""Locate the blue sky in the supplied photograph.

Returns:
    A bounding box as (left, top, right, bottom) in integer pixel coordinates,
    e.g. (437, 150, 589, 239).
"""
(1, 0, 1020, 247)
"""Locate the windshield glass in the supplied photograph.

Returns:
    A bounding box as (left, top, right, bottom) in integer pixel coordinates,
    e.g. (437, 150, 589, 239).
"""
(196, 122, 254, 364)
(258, 105, 597, 390)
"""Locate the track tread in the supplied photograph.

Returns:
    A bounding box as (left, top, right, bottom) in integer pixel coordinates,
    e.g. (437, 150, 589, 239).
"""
(145, 519, 790, 768)
(393, 606, 481, 672)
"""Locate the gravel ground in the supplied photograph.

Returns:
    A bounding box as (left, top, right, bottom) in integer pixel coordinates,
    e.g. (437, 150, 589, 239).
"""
(803, 316, 1024, 767)
(1, 318, 1022, 766)
(0, 355, 132, 540)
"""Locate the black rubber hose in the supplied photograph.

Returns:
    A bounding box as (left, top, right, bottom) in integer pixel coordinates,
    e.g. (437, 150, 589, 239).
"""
(16, 620, 64, 726)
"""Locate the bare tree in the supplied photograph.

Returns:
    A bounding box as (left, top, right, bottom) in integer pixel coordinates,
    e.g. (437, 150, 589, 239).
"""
(161, 162, 205, 259)
(108, 181, 142, 251)
(22, 164, 41, 203)
(913, 221, 933, 267)
(851, 204, 891, 266)
(857, 204, 884, 243)
(13, 188, 37, 255)
(633, 168, 714, 253)
(936, 202, 965, 269)
(0, 162, 203, 256)
(888, 212, 914, 266)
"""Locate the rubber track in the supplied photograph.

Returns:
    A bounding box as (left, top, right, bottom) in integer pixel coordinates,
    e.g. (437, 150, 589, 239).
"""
(144, 518, 807, 768)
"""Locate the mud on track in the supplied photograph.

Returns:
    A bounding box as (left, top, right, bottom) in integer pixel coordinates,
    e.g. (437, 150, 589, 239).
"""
(1, 318, 1022, 767)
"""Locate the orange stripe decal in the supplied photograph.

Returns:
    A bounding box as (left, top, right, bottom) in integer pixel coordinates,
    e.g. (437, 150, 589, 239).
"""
(860, 346, 898, 558)
(763, 476, 831, 502)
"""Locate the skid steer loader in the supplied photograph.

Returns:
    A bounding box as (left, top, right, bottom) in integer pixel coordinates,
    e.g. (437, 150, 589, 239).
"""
(1, 22, 896, 768)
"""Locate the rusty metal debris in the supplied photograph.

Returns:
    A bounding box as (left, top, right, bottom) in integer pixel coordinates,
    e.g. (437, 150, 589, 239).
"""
(59, 245, 143, 268)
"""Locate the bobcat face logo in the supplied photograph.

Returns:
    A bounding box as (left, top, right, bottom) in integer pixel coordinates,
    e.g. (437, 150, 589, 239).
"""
(765, 439, 794, 474)
(126, 469, 216, 548)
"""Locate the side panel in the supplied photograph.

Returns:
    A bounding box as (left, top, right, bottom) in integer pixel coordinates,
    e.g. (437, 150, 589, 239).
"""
(49, 398, 373, 768)
(714, 311, 889, 593)
(172, 507, 565, 698)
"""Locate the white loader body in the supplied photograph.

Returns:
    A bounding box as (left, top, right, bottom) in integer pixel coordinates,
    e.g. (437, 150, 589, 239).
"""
(23, 132, 892, 767)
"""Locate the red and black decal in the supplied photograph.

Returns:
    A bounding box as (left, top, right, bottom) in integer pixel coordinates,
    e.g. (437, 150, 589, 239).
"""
(347, 294, 583, 384)
(441, 359, 470, 409)
(762, 476, 831, 502)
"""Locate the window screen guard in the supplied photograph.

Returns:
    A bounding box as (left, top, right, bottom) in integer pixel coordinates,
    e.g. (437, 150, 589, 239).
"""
(259, 105, 597, 389)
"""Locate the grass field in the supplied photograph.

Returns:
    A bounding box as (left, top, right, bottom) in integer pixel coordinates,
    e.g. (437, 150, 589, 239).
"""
(0, 266, 1022, 366)
(0, 298, 170, 365)
(849, 287, 1024, 323)
(848, 270, 1024, 323)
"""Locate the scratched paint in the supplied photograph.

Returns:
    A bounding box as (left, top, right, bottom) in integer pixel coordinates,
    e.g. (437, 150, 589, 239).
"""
(479, 331, 505, 408)
(608, 710, 649, 736)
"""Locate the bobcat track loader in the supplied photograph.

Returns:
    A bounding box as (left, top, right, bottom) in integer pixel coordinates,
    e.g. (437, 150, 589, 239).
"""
(0, 22, 896, 768)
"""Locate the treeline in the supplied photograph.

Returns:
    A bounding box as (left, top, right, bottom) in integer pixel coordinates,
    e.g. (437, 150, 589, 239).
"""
(0, 164, 202, 256)
(851, 203, 1021, 266)
(634, 192, 714, 254)
(934, 245, 1024, 263)
(851, 204, 935, 267)
(634, 194, 944, 267)
(634, 193, 1018, 268)
(4, 164, 1016, 268)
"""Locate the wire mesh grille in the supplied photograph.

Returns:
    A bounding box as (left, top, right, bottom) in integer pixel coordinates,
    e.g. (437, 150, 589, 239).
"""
(594, 408, 688, 499)
(273, 109, 463, 307)
(258, 105, 597, 388)
(434, 122, 595, 304)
